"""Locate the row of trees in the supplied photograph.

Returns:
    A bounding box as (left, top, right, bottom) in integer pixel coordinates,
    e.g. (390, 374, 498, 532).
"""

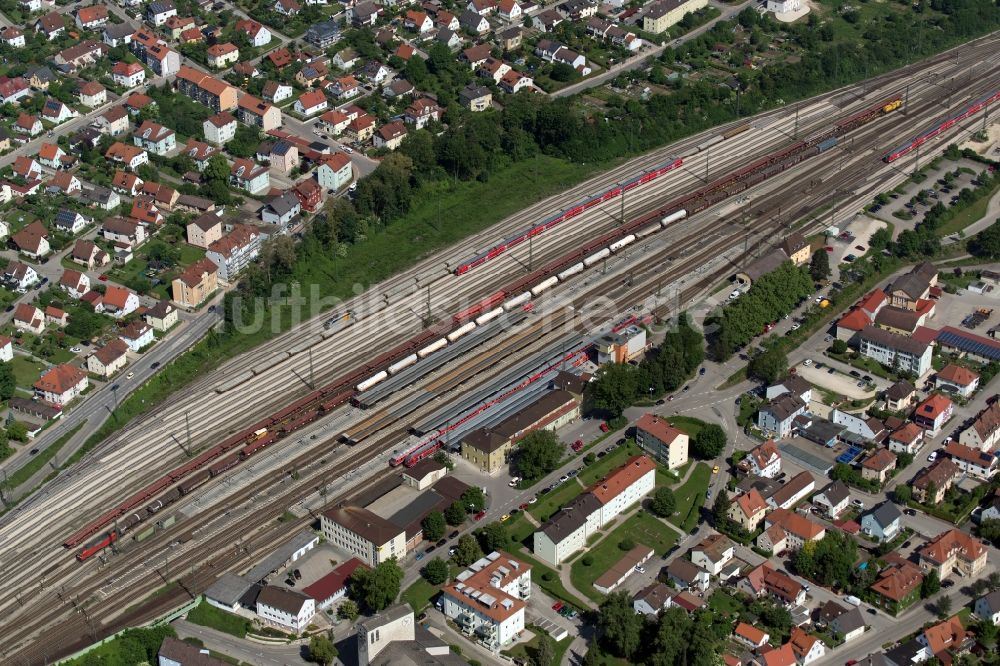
(587, 314, 704, 420)
(707, 262, 814, 360)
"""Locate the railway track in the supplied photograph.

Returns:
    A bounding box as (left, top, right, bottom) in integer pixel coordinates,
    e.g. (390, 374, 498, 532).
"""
(1, 35, 1000, 660)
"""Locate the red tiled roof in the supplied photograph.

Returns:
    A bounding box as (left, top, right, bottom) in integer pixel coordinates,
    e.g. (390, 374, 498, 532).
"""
(937, 364, 979, 386)
(301, 558, 367, 602)
(34, 364, 86, 395)
(589, 455, 655, 505)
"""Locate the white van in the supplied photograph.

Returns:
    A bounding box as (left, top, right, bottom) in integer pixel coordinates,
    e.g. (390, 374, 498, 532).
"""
(844, 595, 862, 607)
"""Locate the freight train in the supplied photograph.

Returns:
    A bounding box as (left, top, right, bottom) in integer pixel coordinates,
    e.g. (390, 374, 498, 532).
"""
(453, 158, 684, 276)
(65, 95, 902, 562)
(883, 88, 1000, 163)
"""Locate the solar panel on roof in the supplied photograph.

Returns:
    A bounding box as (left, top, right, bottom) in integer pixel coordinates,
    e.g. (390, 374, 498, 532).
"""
(938, 331, 1000, 360)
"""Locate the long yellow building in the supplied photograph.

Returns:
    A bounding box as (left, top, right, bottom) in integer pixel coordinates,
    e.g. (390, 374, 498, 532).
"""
(643, 0, 709, 34)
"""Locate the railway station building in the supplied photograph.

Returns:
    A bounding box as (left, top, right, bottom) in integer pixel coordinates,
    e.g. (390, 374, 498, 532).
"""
(321, 506, 407, 567)
(460, 389, 580, 474)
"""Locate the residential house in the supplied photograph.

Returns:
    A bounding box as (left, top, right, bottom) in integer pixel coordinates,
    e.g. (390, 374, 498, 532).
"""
(77, 81, 106, 108)
(13, 303, 44, 334)
(145, 300, 178, 333)
(306, 20, 341, 47)
(268, 141, 298, 175)
(912, 394, 954, 436)
(256, 586, 315, 633)
(102, 23, 135, 47)
(635, 413, 689, 469)
(728, 488, 768, 531)
(206, 224, 262, 283)
(235, 19, 271, 47)
(102, 217, 146, 249)
(106, 142, 148, 170)
(262, 191, 301, 225)
(885, 380, 917, 412)
(315, 152, 353, 192)
(119, 320, 154, 351)
(38, 143, 71, 170)
(859, 502, 902, 544)
(292, 178, 322, 212)
(764, 568, 805, 606)
(333, 48, 359, 70)
(12, 222, 50, 258)
(460, 83, 492, 111)
(133, 120, 176, 156)
(690, 533, 734, 575)
(870, 562, 923, 613)
(112, 62, 146, 88)
(346, 114, 376, 141)
(70, 239, 109, 269)
(47, 171, 82, 196)
(765, 375, 813, 404)
(83, 186, 120, 211)
(112, 170, 143, 196)
(59, 269, 91, 300)
(498, 0, 522, 21)
(811, 480, 850, 519)
(763, 508, 825, 550)
(262, 81, 293, 104)
(294, 90, 328, 117)
(13, 156, 41, 180)
(374, 121, 408, 151)
(404, 10, 434, 32)
(757, 393, 807, 438)
(766, 471, 815, 510)
(643, 0, 708, 34)
(207, 43, 239, 69)
(734, 622, 770, 650)
(737, 561, 774, 598)
(861, 449, 897, 484)
(666, 558, 710, 592)
(172, 257, 218, 308)
(857, 326, 933, 377)
(274, 0, 301, 15)
(943, 441, 997, 479)
(918, 529, 988, 579)
(0, 76, 30, 104)
(959, 400, 1000, 450)
(183, 139, 219, 171)
(827, 605, 866, 642)
(34, 364, 89, 406)
(361, 60, 390, 85)
(35, 12, 66, 40)
(14, 113, 43, 138)
(756, 523, 788, 554)
(230, 159, 270, 195)
(460, 9, 491, 34)
(1, 27, 25, 49)
(974, 589, 1000, 626)
(403, 98, 442, 129)
(633, 582, 673, 616)
(237, 96, 282, 131)
(87, 339, 129, 378)
(888, 422, 924, 455)
(913, 458, 960, 504)
(737, 439, 782, 478)
(532, 8, 563, 31)
(54, 210, 91, 235)
(935, 364, 980, 397)
(103, 286, 140, 318)
(468, 0, 497, 13)
(55, 40, 109, 71)
(95, 106, 130, 136)
(296, 59, 328, 86)
(204, 112, 238, 144)
(789, 626, 826, 665)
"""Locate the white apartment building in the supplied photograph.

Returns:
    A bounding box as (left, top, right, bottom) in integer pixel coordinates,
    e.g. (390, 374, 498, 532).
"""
(440, 551, 531, 651)
(255, 585, 315, 633)
(206, 224, 262, 284)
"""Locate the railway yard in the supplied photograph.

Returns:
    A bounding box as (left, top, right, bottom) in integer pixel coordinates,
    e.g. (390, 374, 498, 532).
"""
(2, 32, 1000, 664)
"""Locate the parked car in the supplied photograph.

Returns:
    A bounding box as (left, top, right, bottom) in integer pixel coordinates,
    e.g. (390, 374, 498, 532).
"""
(473, 510, 487, 520)
(600, 422, 610, 432)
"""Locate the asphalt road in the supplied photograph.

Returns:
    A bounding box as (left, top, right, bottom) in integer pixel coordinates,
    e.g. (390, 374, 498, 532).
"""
(173, 619, 308, 665)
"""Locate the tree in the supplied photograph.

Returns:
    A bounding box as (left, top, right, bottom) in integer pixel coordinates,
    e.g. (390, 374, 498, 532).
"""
(712, 490, 731, 525)
(977, 618, 998, 648)
(462, 487, 486, 512)
(692, 424, 726, 460)
(809, 250, 830, 281)
(979, 519, 1000, 547)
(423, 557, 449, 585)
(0, 362, 15, 400)
(514, 430, 561, 481)
(922, 569, 941, 598)
(937, 594, 953, 618)
(338, 599, 359, 621)
(650, 487, 676, 518)
(203, 153, 230, 183)
(831, 339, 849, 355)
(748, 346, 788, 384)
(534, 634, 555, 666)
(587, 362, 639, 418)
(454, 534, 483, 566)
(894, 485, 913, 505)
(445, 501, 466, 526)
(6, 421, 28, 442)
(477, 522, 509, 552)
(422, 511, 446, 541)
(349, 559, 403, 612)
(598, 592, 643, 658)
(308, 635, 338, 665)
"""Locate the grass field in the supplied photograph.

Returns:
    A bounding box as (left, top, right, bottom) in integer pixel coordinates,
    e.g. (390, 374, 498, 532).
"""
(509, 548, 590, 610)
(401, 576, 441, 613)
(578, 442, 641, 487)
(529, 479, 583, 522)
(669, 463, 711, 531)
(666, 416, 706, 439)
(570, 511, 679, 603)
(185, 600, 250, 638)
(936, 176, 1000, 237)
(11, 355, 45, 388)
(502, 626, 572, 666)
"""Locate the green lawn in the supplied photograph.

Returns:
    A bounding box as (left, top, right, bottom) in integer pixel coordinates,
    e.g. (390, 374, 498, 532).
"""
(936, 176, 1000, 236)
(669, 463, 712, 531)
(185, 600, 250, 638)
(708, 589, 744, 618)
(508, 548, 590, 610)
(570, 511, 679, 603)
(502, 625, 572, 666)
(666, 416, 706, 439)
(401, 576, 441, 613)
(579, 442, 641, 487)
(529, 479, 584, 523)
(11, 355, 45, 388)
